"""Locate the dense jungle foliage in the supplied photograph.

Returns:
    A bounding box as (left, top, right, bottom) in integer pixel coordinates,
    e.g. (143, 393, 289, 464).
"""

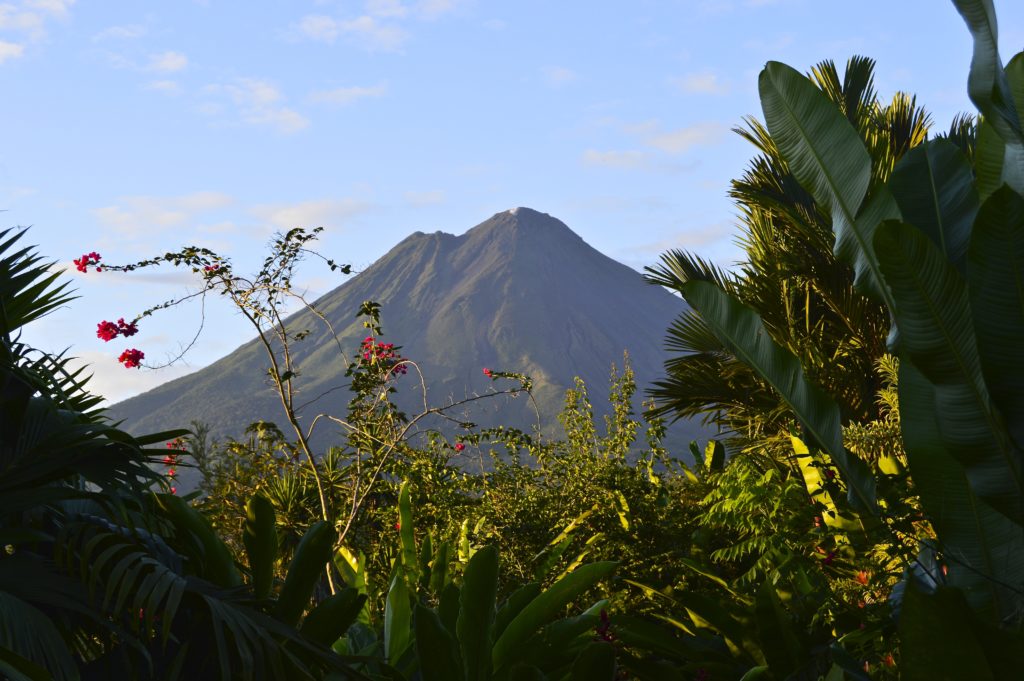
(3, 0, 1024, 678)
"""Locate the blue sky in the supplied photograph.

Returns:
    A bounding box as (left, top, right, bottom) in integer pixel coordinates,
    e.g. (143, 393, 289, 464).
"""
(3, 0, 1023, 402)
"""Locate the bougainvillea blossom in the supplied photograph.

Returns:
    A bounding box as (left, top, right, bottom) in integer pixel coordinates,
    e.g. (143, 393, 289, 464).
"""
(118, 348, 145, 369)
(73, 252, 101, 273)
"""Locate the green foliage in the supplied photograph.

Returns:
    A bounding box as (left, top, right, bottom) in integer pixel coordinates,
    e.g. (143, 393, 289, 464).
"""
(0, 228, 363, 680)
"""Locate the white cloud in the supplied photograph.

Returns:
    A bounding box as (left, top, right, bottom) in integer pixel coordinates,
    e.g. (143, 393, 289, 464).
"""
(416, 0, 461, 19)
(204, 78, 310, 134)
(62, 350, 198, 405)
(672, 71, 728, 95)
(0, 39, 24, 63)
(0, 0, 72, 58)
(404, 190, 445, 206)
(309, 82, 387, 106)
(93, 191, 235, 236)
(643, 122, 726, 154)
(627, 222, 733, 253)
(252, 198, 372, 231)
(146, 79, 181, 95)
(541, 65, 576, 87)
(24, 0, 73, 18)
(367, 0, 408, 18)
(297, 14, 407, 51)
(582, 149, 651, 170)
(147, 50, 188, 72)
(92, 24, 146, 41)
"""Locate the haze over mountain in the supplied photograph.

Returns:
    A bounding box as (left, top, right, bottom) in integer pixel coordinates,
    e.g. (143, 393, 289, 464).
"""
(107, 208, 702, 450)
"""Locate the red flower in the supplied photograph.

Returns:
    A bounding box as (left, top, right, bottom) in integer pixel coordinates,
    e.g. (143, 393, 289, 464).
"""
(97, 318, 139, 341)
(204, 264, 220, 272)
(454, 442, 465, 452)
(482, 367, 493, 378)
(117, 318, 138, 337)
(170, 486, 177, 495)
(73, 252, 101, 273)
(118, 348, 145, 369)
(855, 570, 869, 586)
(394, 522, 401, 531)
(96, 320, 119, 341)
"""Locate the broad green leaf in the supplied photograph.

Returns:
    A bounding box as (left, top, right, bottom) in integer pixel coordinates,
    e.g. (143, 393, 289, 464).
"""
(518, 600, 607, 670)
(969, 186, 1024, 453)
(875, 221, 1022, 524)
(952, 0, 1023, 144)
(889, 138, 979, 272)
(276, 521, 335, 627)
(428, 541, 452, 595)
(300, 588, 366, 646)
(898, 360, 1024, 620)
(976, 119, 1008, 202)
(494, 582, 541, 640)
(676, 591, 762, 664)
(154, 493, 241, 588)
(384, 574, 412, 666)
(415, 604, 463, 681)
(243, 495, 278, 600)
(570, 642, 616, 680)
(898, 584, 994, 680)
(759, 60, 895, 310)
(704, 440, 725, 472)
(681, 280, 876, 511)
(397, 481, 418, 581)
(754, 581, 803, 676)
(492, 561, 617, 672)
(458, 544, 498, 680)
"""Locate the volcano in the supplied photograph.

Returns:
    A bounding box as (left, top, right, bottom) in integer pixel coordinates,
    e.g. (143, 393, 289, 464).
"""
(107, 208, 703, 451)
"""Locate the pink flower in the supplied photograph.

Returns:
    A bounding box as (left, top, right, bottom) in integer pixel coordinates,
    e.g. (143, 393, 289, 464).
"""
(454, 442, 465, 452)
(118, 348, 145, 369)
(482, 367, 493, 378)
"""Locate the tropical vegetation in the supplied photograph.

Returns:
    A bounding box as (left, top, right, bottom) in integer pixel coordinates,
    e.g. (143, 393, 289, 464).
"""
(3, 0, 1024, 678)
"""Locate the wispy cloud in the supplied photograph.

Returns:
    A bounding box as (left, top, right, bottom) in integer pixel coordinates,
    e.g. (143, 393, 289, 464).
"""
(404, 190, 445, 206)
(147, 50, 188, 72)
(0, 40, 24, 63)
(61, 350, 199, 405)
(145, 79, 181, 95)
(202, 78, 310, 134)
(643, 122, 726, 154)
(309, 82, 387, 106)
(582, 150, 650, 170)
(93, 191, 235, 237)
(626, 222, 733, 254)
(671, 70, 729, 95)
(581, 149, 695, 174)
(297, 14, 408, 51)
(541, 65, 576, 87)
(293, 0, 464, 51)
(0, 0, 75, 63)
(92, 24, 146, 41)
(366, 0, 408, 18)
(251, 198, 372, 231)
